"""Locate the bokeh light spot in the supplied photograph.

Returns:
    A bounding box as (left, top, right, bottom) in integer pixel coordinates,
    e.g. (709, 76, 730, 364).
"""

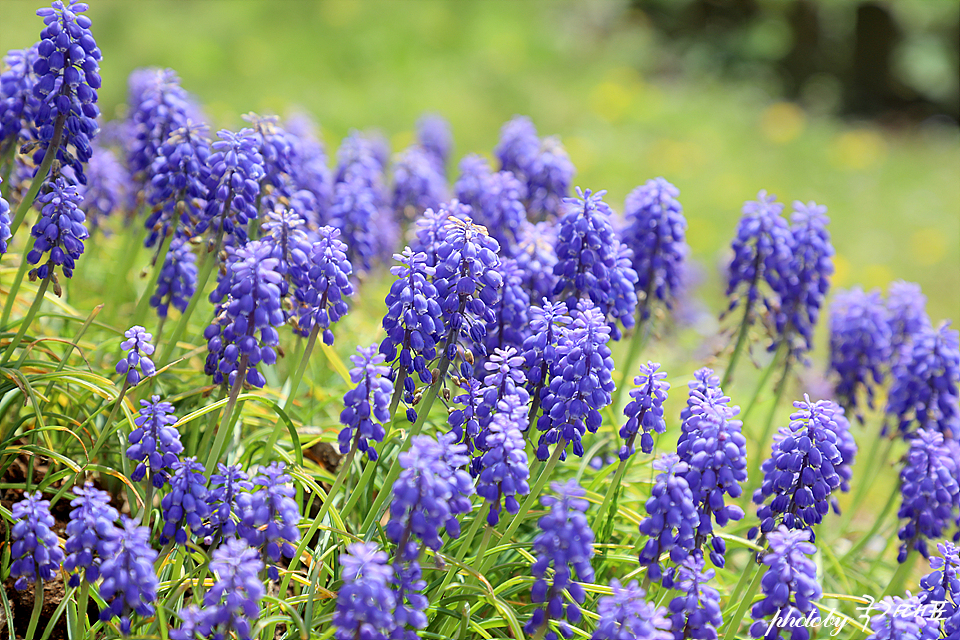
(760, 102, 806, 144)
(910, 227, 948, 266)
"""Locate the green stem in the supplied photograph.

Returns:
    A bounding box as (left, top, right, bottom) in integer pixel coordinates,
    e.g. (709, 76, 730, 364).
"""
(721, 561, 763, 640)
(0, 276, 50, 366)
(204, 354, 248, 476)
(260, 323, 320, 466)
(721, 301, 753, 389)
(26, 578, 45, 640)
(193, 385, 226, 458)
(478, 442, 564, 576)
(432, 502, 491, 599)
(747, 360, 791, 493)
(840, 479, 899, 564)
(739, 341, 785, 424)
(130, 230, 174, 328)
(75, 581, 90, 639)
(100, 380, 131, 456)
(593, 456, 629, 531)
(8, 112, 66, 238)
(157, 226, 224, 368)
(611, 307, 650, 414)
(840, 435, 895, 535)
(880, 548, 917, 600)
(0, 248, 31, 329)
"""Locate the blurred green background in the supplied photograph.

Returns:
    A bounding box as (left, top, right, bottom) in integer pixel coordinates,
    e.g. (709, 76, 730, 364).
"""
(1, 0, 957, 322)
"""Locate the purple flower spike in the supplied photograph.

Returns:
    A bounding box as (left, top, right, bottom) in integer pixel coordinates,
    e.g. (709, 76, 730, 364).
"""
(774, 201, 834, 361)
(170, 605, 211, 640)
(863, 595, 941, 640)
(205, 463, 252, 541)
(485, 258, 531, 355)
(284, 112, 332, 225)
(98, 516, 159, 635)
(64, 483, 119, 587)
(333, 542, 398, 640)
(127, 68, 193, 185)
(526, 136, 575, 221)
(522, 300, 570, 409)
(243, 112, 297, 216)
(751, 396, 845, 540)
(897, 429, 960, 562)
(150, 235, 197, 318)
(116, 325, 156, 386)
(330, 171, 386, 274)
(638, 453, 699, 585)
(1, 44, 41, 151)
(204, 538, 265, 640)
(387, 432, 474, 561)
(476, 394, 530, 525)
(620, 362, 670, 458)
(0, 178, 11, 255)
(416, 112, 453, 171)
(32, 0, 102, 184)
(592, 579, 672, 640)
(27, 176, 88, 286)
(525, 480, 595, 640)
(512, 220, 559, 303)
(339, 343, 394, 461)
(748, 526, 822, 640)
(294, 225, 355, 344)
(677, 372, 747, 567)
(918, 541, 960, 639)
(145, 122, 211, 246)
(10, 491, 64, 590)
(196, 128, 265, 245)
(495, 115, 539, 178)
(204, 240, 285, 388)
(126, 395, 183, 488)
(536, 300, 615, 461)
(261, 207, 312, 303)
(160, 457, 210, 545)
(79, 145, 129, 230)
(887, 280, 931, 358)
(391, 145, 447, 215)
(887, 321, 960, 441)
(668, 556, 723, 640)
(828, 286, 891, 414)
(553, 187, 638, 339)
(237, 462, 302, 581)
(726, 190, 793, 312)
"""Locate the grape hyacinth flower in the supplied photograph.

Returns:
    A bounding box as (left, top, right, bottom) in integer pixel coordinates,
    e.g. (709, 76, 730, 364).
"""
(10, 491, 64, 590)
(886, 321, 960, 440)
(329, 170, 384, 273)
(160, 457, 210, 545)
(522, 299, 570, 413)
(592, 579, 672, 640)
(115, 325, 156, 386)
(774, 201, 834, 361)
(887, 280, 930, 357)
(433, 214, 503, 369)
(391, 559, 429, 638)
(449, 375, 483, 454)
(485, 258, 531, 355)
(27, 176, 88, 288)
(680, 368, 723, 422)
(495, 115, 539, 178)
(32, 0, 102, 184)
(862, 595, 941, 640)
(525, 480, 595, 640)
(391, 145, 447, 215)
(294, 225, 355, 344)
(749, 526, 822, 640)
(237, 462, 302, 580)
(620, 361, 670, 458)
(416, 112, 452, 171)
(408, 201, 467, 267)
(243, 112, 296, 216)
(828, 287, 891, 414)
(333, 542, 398, 640)
(126, 395, 183, 487)
(830, 406, 857, 504)
(725, 190, 793, 314)
(203, 538, 265, 640)
(0, 179, 11, 254)
(474, 170, 528, 251)
(897, 429, 960, 562)
(339, 343, 394, 461)
(284, 112, 332, 224)
(637, 453, 700, 584)
(387, 432, 474, 561)
(918, 541, 960, 639)
(260, 207, 312, 301)
(676, 378, 747, 567)
(144, 122, 211, 246)
(127, 68, 192, 184)
(204, 240, 284, 388)
(150, 235, 197, 318)
(79, 145, 129, 230)
(476, 394, 530, 525)
(668, 556, 723, 640)
(751, 397, 845, 540)
(170, 605, 210, 640)
(620, 177, 688, 318)
(0, 44, 40, 153)
(205, 463, 252, 541)
(195, 128, 265, 246)
(380, 247, 444, 388)
(512, 220, 558, 303)
(535, 300, 615, 460)
(478, 346, 531, 426)
(64, 483, 119, 587)
(526, 136, 575, 220)
(98, 516, 159, 635)
(553, 188, 638, 339)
